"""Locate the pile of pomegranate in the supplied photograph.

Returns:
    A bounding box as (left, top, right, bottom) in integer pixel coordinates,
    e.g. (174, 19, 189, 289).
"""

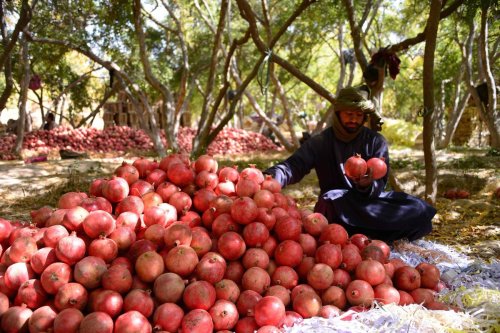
(0, 154, 453, 333)
(0, 126, 280, 160)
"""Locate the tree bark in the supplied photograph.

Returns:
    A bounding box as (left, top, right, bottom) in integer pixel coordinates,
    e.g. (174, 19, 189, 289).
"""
(341, 0, 368, 70)
(270, 70, 300, 150)
(0, 0, 35, 70)
(478, 1, 499, 148)
(437, 50, 470, 149)
(159, 0, 191, 136)
(0, 0, 14, 112)
(13, 34, 30, 155)
(422, 0, 442, 205)
(195, 0, 228, 151)
(132, 0, 172, 156)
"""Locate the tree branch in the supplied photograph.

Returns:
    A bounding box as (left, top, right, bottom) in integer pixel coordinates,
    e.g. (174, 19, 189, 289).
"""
(387, 0, 465, 53)
(342, 0, 368, 70)
(76, 85, 118, 128)
(197, 0, 228, 135)
(236, 0, 336, 103)
(0, 0, 34, 70)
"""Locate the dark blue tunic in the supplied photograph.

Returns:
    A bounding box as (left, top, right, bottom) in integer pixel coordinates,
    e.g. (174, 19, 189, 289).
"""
(265, 127, 435, 242)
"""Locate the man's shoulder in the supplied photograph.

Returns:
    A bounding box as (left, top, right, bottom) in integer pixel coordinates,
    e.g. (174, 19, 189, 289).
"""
(361, 127, 386, 141)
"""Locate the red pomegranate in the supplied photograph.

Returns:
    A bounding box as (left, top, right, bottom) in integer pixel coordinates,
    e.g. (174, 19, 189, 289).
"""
(345, 279, 374, 306)
(366, 157, 388, 180)
(319, 223, 349, 246)
(55, 232, 86, 265)
(53, 308, 84, 333)
(393, 266, 421, 291)
(271, 266, 299, 290)
(123, 289, 155, 317)
(321, 285, 347, 310)
(415, 262, 440, 289)
(54, 282, 88, 311)
(307, 263, 334, 290)
(163, 240, 198, 272)
(181, 309, 214, 333)
(114, 310, 152, 333)
(82, 210, 116, 239)
(209, 299, 239, 331)
(101, 176, 129, 203)
(274, 240, 303, 268)
(354, 259, 386, 286)
(292, 291, 322, 319)
(183, 280, 217, 310)
(254, 296, 286, 327)
(114, 162, 140, 185)
(153, 272, 186, 304)
(302, 212, 328, 236)
(344, 154, 367, 179)
(30, 247, 57, 274)
(153, 303, 184, 333)
(78, 311, 114, 333)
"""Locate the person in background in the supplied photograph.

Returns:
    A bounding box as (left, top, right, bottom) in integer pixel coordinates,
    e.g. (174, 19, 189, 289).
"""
(264, 85, 435, 242)
(43, 112, 56, 131)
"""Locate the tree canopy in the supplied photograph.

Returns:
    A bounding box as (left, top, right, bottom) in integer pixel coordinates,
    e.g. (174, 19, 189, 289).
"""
(0, 0, 498, 161)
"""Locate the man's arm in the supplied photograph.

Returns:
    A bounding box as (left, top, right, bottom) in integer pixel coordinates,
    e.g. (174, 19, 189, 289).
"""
(264, 137, 318, 188)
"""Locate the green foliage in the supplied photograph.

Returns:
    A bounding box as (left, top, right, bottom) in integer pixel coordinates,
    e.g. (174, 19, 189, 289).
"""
(1, 0, 497, 154)
(485, 148, 500, 157)
(389, 158, 424, 170)
(381, 118, 422, 148)
(438, 154, 499, 169)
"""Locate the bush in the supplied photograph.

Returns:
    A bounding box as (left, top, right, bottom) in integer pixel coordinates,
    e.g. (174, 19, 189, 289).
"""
(380, 118, 421, 148)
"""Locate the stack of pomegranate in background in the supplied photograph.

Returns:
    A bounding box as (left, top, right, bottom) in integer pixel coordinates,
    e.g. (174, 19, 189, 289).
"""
(0, 154, 452, 333)
(0, 126, 280, 160)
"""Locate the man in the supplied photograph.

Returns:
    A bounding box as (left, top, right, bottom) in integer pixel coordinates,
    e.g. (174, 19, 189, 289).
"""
(264, 86, 435, 242)
(43, 112, 56, 131)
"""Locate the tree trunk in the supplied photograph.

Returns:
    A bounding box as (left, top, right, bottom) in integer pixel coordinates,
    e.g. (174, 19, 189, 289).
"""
(460, 16, 494, 148)
(193, 0, 228, 158)
(132, 0, 172, 156)
(422, 0, 442, 205)
(0, 0, 14, 112)
(437, 61, 470, 149)
(0, 0, 35, 70)
(478, 1, 499, 148)
(269, 70, 300, 150)
(336, 25, 347, 94)
(13, 34, 30, 155)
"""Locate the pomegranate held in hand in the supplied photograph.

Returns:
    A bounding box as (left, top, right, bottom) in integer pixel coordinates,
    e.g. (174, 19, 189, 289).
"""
(366, 157, 387, 180)
(344, 154, 367, 179)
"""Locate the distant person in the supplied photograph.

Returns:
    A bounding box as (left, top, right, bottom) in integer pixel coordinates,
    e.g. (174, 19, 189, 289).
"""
(264, 85, 436, 242)
(43, 112, 56, 131)
(6, 119, 17, 134)
(6, 117, 31, 134)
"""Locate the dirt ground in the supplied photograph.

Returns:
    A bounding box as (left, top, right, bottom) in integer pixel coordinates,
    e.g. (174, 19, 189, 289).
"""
(0, 148, 498, 262)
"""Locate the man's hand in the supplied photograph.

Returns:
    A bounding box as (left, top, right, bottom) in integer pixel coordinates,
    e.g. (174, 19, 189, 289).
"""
(353, 167, 374, 189)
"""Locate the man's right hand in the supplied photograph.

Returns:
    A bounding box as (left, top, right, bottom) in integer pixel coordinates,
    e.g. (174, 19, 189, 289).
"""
(353, 167, 374, 189)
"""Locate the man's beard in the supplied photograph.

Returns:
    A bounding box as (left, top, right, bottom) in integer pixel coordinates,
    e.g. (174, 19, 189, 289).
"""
(342, 123, 362, 133)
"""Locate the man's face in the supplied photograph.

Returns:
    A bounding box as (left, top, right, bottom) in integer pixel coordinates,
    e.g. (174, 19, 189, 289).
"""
(338, 109, 365, 133)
